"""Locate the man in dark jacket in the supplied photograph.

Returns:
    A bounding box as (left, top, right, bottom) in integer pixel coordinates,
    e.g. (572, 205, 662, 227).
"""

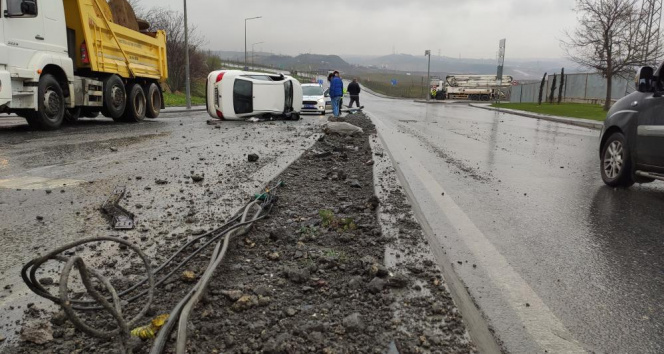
(347, 79, 361, 108)
(329, 71, 344, 117)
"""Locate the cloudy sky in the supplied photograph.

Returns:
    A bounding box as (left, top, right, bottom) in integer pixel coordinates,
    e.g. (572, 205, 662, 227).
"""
(133, 0, 579, 59)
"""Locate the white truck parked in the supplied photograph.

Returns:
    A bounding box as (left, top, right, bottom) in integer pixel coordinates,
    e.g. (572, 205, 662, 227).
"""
(0, 0, 168, 130)
(430, 75, 513, 101)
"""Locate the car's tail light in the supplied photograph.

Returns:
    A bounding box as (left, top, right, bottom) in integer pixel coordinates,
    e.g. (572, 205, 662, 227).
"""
(216, 110, 224, 119)
(81, 42, 90, 64)
(216, 72, 225, 83)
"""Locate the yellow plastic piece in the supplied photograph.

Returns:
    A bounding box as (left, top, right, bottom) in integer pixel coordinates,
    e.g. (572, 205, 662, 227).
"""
(130, 314, 169, 339)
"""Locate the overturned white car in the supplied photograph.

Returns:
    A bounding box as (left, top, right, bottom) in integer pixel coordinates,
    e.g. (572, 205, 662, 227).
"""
(206, 70, 303, 120)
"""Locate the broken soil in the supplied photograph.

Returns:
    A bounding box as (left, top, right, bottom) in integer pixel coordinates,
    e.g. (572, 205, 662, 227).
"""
(7, 113, 475, 354)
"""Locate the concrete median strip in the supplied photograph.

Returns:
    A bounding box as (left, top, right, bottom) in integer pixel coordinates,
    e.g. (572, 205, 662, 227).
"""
(470, 103, 604, 130)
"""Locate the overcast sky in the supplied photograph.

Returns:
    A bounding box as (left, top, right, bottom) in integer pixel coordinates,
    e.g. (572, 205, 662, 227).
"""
(134, 0, 578, 59)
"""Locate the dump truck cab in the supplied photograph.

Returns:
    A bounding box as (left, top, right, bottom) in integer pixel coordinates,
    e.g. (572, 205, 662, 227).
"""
(0, 0, 74, 109)
(0, 0, 167, 130)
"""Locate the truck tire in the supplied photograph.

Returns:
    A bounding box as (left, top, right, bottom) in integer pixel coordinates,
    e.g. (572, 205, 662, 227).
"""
(26, 74, 65, 130)
(481, 95, 490, 101)
(64, 107, 81, 124)
(121, 84, 147, 122)
(102, 75, 127, 120)
(145, 83, 161, 118)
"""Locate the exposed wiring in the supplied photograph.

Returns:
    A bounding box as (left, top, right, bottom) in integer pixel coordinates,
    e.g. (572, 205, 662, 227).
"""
(21, 182, 281, 354)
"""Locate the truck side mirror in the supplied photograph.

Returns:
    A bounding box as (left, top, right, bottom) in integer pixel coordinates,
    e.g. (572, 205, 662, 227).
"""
(636, 66, 654, 93)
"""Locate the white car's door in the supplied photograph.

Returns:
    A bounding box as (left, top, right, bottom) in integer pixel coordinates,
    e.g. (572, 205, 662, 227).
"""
(252, 81, 285, 113)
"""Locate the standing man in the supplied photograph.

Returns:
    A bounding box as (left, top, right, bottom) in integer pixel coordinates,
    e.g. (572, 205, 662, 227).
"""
(329, 71, 344, 117)
(347, 79, 361, 108)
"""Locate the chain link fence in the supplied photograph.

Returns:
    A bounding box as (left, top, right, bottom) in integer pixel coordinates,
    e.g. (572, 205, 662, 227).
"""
(511, 73, 634, 104)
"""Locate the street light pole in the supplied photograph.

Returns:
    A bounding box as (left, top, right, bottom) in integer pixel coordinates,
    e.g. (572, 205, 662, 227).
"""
(184, 0, 191, 109)
(425, 50, 431, 101)
(244, 16, 262, 69)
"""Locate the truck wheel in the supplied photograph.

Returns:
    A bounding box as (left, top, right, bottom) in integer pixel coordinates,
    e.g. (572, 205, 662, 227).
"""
(64, 107, 81, 124)
(121, 84, 147, 122)
(26, 74, 65, 130)
(102, 75, 127, 119)
(600, 132, 634, 188)
(481, 95, 490, 101)
(145, 83, 161, 118)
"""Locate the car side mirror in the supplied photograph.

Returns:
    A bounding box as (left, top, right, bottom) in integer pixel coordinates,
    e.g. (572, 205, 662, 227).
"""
(635, 66, 654, 93)
(324, 89, 330, 97)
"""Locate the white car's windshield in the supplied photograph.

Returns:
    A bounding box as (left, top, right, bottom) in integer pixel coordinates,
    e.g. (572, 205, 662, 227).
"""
(302, 86, 324, 96)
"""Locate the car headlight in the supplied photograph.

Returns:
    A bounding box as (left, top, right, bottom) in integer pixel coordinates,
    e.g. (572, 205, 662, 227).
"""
(318, 98, 324, 103)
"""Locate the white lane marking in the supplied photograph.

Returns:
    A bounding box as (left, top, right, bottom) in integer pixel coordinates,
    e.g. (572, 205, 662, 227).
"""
(0, 177, 85, 190)
(370, 113, 587, 353)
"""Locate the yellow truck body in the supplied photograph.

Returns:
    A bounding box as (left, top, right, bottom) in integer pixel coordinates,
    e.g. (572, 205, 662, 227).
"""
(63, 0, 168, 82)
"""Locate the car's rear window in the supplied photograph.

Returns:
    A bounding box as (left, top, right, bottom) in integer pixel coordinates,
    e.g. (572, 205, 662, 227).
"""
(233, 79, 253, 114)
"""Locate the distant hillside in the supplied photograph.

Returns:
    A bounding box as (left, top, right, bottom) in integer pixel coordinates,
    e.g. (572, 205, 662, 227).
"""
(213, 51, 351, 72)
(211, 50, 583, 80)
(343, 54, 582, 80)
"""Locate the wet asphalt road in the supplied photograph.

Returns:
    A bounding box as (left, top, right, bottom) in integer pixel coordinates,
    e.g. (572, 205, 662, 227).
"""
(0, 112, 323, 342)
(361, 93, 664, 353)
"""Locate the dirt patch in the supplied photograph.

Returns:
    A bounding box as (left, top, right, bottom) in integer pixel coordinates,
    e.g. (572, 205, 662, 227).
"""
(7, 114, 475, 353)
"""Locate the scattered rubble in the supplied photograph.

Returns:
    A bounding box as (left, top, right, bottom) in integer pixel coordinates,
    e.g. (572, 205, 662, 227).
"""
(20, 321, 53, 345)
(323, 122, 364, 136)
(8, 113, 474, 354)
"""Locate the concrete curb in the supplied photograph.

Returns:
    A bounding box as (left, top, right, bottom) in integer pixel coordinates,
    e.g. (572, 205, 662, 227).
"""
(469, 103, 604, 130)
(161, 106, 207, 114)
(364, 109, 503, 354)
(413, 99, 447, 104)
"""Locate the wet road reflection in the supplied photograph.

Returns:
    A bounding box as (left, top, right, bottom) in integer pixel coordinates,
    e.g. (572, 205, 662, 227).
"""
(363, 92, 663, 353)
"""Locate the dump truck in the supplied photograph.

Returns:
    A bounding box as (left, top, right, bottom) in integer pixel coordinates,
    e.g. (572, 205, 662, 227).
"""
(430, 75, 513, 101)
(0, 0, 168, 130)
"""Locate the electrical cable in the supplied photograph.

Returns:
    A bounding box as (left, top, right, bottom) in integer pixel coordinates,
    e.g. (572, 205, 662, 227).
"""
(22, 182, 281, 354)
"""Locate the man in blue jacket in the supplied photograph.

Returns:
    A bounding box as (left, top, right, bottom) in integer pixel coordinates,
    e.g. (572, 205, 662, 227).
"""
(329, 71, 344, 117)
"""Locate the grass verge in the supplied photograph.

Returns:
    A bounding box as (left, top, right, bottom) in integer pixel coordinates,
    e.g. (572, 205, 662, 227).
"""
(163, 92, 206, 107)
(491, 103, 607, 121)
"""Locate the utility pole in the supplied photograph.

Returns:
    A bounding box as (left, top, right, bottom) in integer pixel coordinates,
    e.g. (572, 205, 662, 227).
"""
(184, 0, 191, 109)
(425, 50, 431, 101)
(496, 39, 506, 103)
(244, 16, 262, 70)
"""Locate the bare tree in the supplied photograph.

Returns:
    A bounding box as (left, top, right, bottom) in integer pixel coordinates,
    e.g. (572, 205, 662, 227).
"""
(142, 8, 207, 92)
(563, 0, 647, 110)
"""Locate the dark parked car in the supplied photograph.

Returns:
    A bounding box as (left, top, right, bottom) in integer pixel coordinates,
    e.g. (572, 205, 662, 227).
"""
(599, 62, 664, 187)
